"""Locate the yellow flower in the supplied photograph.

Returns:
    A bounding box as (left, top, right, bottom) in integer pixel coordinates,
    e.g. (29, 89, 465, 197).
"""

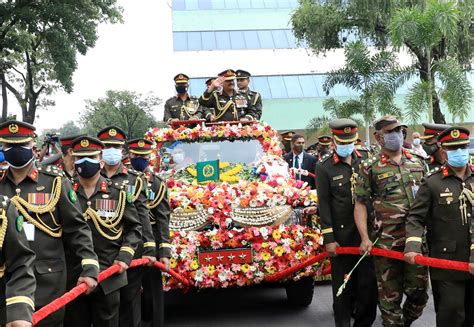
(261, 242, 269, 248)
(274, 246, 284, 257)
(190, 260, 199, 270)
(261, 252, 271, 261)
(265, 266, 277, 274)
(241, 264, 250, 273)
(207, 265, 216, 275)
(187, 167, 197, 177)
(272, 230, 282, 240)
(170, 258, 178, 269)
(219, 162, 230, 169)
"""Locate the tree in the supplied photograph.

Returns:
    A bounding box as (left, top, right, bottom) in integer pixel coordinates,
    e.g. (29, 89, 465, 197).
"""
(0, 1, 122, 123)
(291, 0, 474, 124)
(38, 120, 84, 146)
(388, 1, 472, 124)
(306, 41, 401, 143)
(81, 90, 161, 139)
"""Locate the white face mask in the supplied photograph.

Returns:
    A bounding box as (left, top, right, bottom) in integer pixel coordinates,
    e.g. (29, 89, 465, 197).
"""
(413, 138, 421, 146)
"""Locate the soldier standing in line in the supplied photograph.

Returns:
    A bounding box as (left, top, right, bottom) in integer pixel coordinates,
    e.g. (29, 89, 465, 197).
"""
(199, 69, 258, 122)
(96, 126, 155, 327)
(420, 123, 451, 172)
(405, 126, 474, 327)
(354, 116, 429, 327)
(126, 138, 171, 327)
(236, 69, 263, 120)
(316, 119, 377, 327)
(64, 136, 141, 327)
(163, 74, 204, 123)
(0, 121, 99, 327)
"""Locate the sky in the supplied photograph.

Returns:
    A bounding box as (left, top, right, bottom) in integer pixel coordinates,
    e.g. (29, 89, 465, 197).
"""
(6, 0, 175, 133)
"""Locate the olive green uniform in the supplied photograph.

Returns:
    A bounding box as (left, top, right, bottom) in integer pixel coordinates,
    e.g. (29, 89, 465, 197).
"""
(355, 149, 429, 326)
(141, 171, 171, 327)
(0, 197, 36, 324)
(65, 176, 141, 327)
(405, 165, 474, 326)
(163, 95, 204, 122)
(100, 164, 155, 327)
(0, 164, 99, 327)
(240, 89, 262, 120)
(316, 149, 377, 327)
(199, 90, 258, 122)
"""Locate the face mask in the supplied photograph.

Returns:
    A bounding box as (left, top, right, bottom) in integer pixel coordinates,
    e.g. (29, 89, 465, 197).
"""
(163, 156, 170, 164)
(102, 148, 122, 165)
(4, 146, 34, 169)
(75, 158, 101, 178)
(412, 138, 421, 146)
(175, 85, 188, 94)
(293, 144, 304, 153)
(131, 157, 149, 172)
(0, 164, 8, 170)
(446, 148, 469, 168)
(335, 143, 355, 158)
(422, 142, 439, 156)
(383, 131, 403, 151)
(173, 153, 184, 163)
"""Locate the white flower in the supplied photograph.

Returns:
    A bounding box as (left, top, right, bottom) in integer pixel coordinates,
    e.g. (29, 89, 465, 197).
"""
(218, 270, 228, 282)
(228, 232, 234, 238)
(260, 227, 269, 237)
(194, 270, 204, 282)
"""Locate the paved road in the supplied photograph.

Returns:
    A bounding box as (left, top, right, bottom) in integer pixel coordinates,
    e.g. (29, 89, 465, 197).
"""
(165, 282, 436, 326)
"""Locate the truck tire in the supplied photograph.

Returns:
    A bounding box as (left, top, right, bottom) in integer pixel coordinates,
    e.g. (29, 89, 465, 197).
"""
(285, 277, 314, 307)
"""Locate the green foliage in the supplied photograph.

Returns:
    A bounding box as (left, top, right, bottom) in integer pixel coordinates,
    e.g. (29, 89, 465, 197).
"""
(80, 90, 161, 139)
(0, 1, 123, 123)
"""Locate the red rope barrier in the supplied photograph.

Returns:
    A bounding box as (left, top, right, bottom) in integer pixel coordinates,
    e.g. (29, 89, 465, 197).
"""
(32, 259, 190, 325)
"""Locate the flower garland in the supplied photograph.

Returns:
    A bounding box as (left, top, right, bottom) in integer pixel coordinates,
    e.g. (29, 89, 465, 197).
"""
(163, 224, 329, 290)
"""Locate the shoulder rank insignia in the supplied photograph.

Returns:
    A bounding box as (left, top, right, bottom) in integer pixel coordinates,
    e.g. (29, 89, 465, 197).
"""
(16, 215, 24, 232)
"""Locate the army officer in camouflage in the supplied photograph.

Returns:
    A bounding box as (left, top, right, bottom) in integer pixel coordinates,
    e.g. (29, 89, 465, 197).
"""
(354, 116, 428, 327)
(0, 121, 99, 327)
(405, 127, 474, 326)
(316, 119, 377, 327)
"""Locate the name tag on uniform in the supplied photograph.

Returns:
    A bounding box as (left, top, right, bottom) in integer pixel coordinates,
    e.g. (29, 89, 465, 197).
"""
(377, 172, 394, 180)
(440, 192, 453, 197)
(332, 175, 344, 181)
(24, 222, 35, 241)
(409, 167, 424, 172)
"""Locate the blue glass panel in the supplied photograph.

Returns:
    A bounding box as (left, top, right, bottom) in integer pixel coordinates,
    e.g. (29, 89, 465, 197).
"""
(238, 0, 252, 8)
(185, 0, 199, 9)
(257, 30, 274, 48)
(283, 75, 303, 98)
(225, 0, 240, 8)
(272, 29, 289, 48)
(298, 75, 319, 97)
(198, 0, 213, 9)
(173, 32, 188, 51)
(173, 0, 186, 10)
(201, 31, 217, 50)
(215, 31, 231, 49)
(251, 0, 266, 8)
(189, 78, 207, 96)
(264, 0, 279, 8)
(213, 0, 226, 9)
(285, 30, 298, 48)
(251, 76, 271, 99)
(312, 75, 329, 96)
(230, 31, 246, 49)
(243, 30, 260, 48)
(187, 32, 202, 50)
(277, 0, 291, 8)
(268, 75, 288, 98)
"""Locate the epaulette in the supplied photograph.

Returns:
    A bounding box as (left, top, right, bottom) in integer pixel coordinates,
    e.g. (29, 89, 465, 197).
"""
(110, 180, 124, 191)
(360, 154, 379, 170)
(320, 151, 333, 164)
(406, 149, 426, 162)
(127, 168, 143, 177)
(426, 166, 442, 177)
(39, 165, 64, 177)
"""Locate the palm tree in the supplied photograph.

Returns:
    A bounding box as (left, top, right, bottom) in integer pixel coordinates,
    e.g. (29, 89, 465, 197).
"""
(306, 40, 401, 144)
(388, 0, 472, 124)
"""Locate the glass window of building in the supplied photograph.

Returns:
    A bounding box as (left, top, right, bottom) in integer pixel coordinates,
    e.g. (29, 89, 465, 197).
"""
(230, 31, 246, 49)
(257, 30, 275, 48)
(215, 31, 232, 49)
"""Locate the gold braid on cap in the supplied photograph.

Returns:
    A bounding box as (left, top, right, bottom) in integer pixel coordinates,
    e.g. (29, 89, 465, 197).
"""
(83, 190, 126, 240)
(0, 208, 8, 277)
(11, 177, 62, 238)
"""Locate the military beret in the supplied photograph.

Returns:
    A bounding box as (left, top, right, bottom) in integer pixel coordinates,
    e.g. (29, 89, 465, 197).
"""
(438, 127, 470, 147)
(0, 120, 36, 144)
(218, 69, 236, 81)
(71, 136, 104, 157)
(373, 115, 401, 131)
(127, 138, 153, 155)
(235, 69, 251, 79)
(421, 122, 451, 140)
(97, 126, 126, 145)
(318, 135, 332, 146)
(329, 118, 358, 143)
(174, 73, 189, 84)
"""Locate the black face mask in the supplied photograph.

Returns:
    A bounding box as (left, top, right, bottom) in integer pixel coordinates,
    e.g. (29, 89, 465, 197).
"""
(4, 145, 34, 169)
(175, 85, 188, 94)
(422, 142, 439, 156)
(75, 158, 101, 178)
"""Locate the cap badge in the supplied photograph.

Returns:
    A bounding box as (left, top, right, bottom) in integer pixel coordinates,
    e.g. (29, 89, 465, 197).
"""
(138, 140, 145, 148)
(109, 129, 117, 137)
(344, 127, 352, 133)
(80, 139, 90, 148)
(450, 129, 460, 138)
(8, 124, 19, 134)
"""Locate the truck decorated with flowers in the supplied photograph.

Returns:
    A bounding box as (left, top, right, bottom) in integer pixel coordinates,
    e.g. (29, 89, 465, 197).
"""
(146, 121, 327, 305)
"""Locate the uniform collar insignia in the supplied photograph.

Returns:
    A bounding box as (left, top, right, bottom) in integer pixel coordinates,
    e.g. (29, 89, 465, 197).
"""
(332, 153, 340, 165)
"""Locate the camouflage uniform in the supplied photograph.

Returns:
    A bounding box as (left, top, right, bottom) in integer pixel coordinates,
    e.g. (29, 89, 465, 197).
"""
(356, 148, 429, 326)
